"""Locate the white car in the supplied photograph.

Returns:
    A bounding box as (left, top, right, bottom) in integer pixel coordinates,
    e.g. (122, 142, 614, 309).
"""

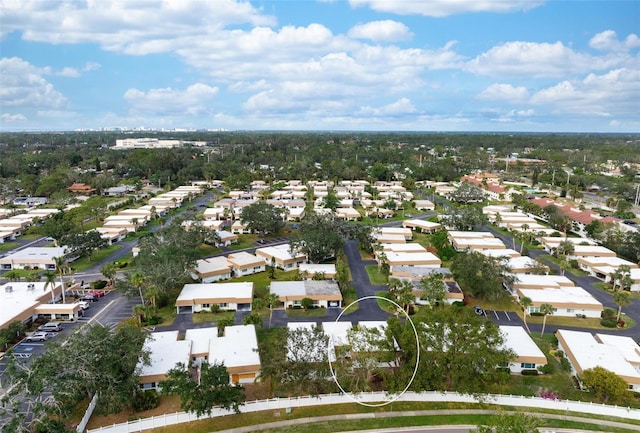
(25, 332, 54, 342)
(78, 301, 90, 310)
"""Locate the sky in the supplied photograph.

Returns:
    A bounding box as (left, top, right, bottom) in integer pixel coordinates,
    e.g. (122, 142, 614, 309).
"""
(0, 0, 639, 133)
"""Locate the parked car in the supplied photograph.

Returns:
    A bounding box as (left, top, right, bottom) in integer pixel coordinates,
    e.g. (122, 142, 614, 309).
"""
(473, 305, 485, 316)
(37, 322, 62, 332)
(25, 332, 54, 342)
(256, 238, 266, 244)
(80, 294, 97, 302)
(78, 301, 90, 310)
(90, 290, 106, 298)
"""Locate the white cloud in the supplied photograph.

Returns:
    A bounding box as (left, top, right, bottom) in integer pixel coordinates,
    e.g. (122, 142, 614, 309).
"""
(83, 62, 101, 72)
(466, 41, 600, 77)
(0, 113, 27, 122)
(359, 98, 417, 116)
(123, 83, 219, 116)
(0, 57, 67, 108)
(0, 0, 276, 53)
(349, 0, 544, 17)
(530, 68, 640, 117)
(348, 20, 413, 42)
(476, 83, 529, 102)
(57, 67, 81, 77)
(589, 30, 640, 52)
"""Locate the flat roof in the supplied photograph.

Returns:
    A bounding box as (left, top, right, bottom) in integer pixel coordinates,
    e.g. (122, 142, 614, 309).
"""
(227, 251, 263, 267)
(511, 274, 574, 288)
(1, 281, 60, 328)
(210, 325, 260, 369)
(518, 286, 602, 307)
(557, 329, 640, 381)
(596, 334, 640, 365)
(176, 282, 253, 303)
(447, 231, 495, 239)
(270, 280, 341, 297)
(499, 325, 546, 360)
(402, 219, 441, 228)
(381, 243, 428, 253)
(0, 246, 67, 263)
(299, 263, 336, 275)
(478, 248, 521, 258)
(195, 257, 231, 275)
(385, 251, 442, 264)
(256, 243, 306, 261)
(139, 331, 192, 377)
(184, 327, 215, 356)
(392, 267, 452, 277)
(322, 321, 353, 347)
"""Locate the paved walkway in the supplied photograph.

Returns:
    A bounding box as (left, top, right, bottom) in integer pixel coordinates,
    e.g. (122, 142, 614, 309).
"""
(214, 409, 638, 433)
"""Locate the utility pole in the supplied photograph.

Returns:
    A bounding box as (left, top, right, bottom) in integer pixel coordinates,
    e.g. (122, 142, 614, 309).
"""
(635, 184, 640, 206)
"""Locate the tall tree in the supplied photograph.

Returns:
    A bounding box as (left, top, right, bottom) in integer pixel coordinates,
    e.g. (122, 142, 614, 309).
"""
(265, 292, 280, 328)
(451, 251, 510, 301)
(290, 212, 345, 263)
(612, 290, 631, 322)
(520, 296, 533, 333)
(1, 324, 149, 431)
(539, 303, 554, 336)
(581, 366, 631, 405)
(239, 202, 284, 235)
(419, 273, 447, 307)
(160, 361, 245, 417)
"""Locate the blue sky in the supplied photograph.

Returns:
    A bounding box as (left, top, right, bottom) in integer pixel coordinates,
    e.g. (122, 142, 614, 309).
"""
(0, 0, 638, 132)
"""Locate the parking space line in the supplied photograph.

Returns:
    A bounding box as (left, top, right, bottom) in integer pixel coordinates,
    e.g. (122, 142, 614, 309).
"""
(504, 311, 511, 321)
(493, 310, 499, 320)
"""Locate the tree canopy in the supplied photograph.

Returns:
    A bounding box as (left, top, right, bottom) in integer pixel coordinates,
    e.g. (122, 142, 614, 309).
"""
(451, 251, 511, 301)
(240, 202, 285, 234)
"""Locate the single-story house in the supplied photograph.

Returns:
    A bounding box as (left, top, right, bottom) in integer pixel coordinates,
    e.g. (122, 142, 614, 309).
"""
(413, 200, 435, 211)
(505, 274, 575, 294)
(556, 329, 640, 392)
(578, 256, 639, 280)
(227, 252, 266, 277)
(0, 247, 67, 271)
(270, 280, 342, 309)
(192, 257, 232, 283)
(380, 243, 428, 253)
(540, 237, 598, 253)
(379, 251, 442, 271)
(298, 263, 337, 280)
(335, 207, 361, 221)
(375, 227, 413, 241)
(175, 282, 253, 314)
(255, 244, 307, 270)
(138, 331, 193, 391)
(184, 325, 261, 385)
(499, 325, 547, 374)
(402, 219, 441, 233)
(93, 227, 128, 244)
(517, 286, 603, 318)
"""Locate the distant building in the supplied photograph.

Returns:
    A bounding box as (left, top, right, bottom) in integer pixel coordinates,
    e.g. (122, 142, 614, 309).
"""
(113, 138, 207, 149)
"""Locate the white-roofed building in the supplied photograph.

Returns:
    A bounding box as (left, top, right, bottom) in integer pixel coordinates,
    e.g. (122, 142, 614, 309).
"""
(175, 282, 253, 314)
(192, 257, 232, 283)
(378, 251, 442, 271)
(1, 281, 65, 328)
(298, 263, 337, 280)
(270, 280, 342, 309)
(138, 331, 192, 391)
(517, 286, 603, 318)
(499, 325, 547, 374)
(255, 243, 307, 270)
(477, 248, 521, 259)
(413, 200, 435, 211)
(0, 247, 67, 271)
(374, 227, 413, 241)
(578, 256, 639, 281)
(209, 325, 261, 384)
(227, 252, 265, 277)
(556, 329, 640, 392)
(380, 243, 428, 253)
(402, 219, 441, 233)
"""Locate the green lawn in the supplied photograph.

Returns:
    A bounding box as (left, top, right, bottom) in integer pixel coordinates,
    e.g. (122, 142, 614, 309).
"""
(525, 312, 636, 331)
(233, 269, 300, 296)
(191, 310, 235, 324)
(365, 265, 388, 285)
(0, 242, 19, 253)
(71, 245, 122, 272)
(285, 307, 328, 318)
(341, 285, 359, 314)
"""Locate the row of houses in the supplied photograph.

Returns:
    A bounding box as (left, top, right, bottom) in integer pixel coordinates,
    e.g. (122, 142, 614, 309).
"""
(484, 205, 640, 291)
(0, 208, 60, 243)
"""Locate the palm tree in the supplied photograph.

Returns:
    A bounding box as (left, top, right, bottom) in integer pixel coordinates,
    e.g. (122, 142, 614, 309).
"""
(520, 296, 533, 333)
(42, 271, 57, 304)
(54, 256, 67, 304)
(132, 304, 146, 327)
(558, 256, 570, 276)
(130, 271, 146, 305)
(539, 303, 554, 337)
(144, 284, 160, 310)
(613, 290, 631, 322)
(520, 224, 530, 253)
(101, 262, 117, 287)
(265, 292, 280, 328)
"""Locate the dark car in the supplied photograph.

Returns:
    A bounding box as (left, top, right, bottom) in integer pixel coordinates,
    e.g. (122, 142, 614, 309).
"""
(256, 238, 266, 244)
(81, 294, 97, 302)
(473, 305, 485, 316)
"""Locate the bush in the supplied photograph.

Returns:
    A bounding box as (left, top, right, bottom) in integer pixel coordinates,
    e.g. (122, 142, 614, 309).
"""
(617, 319, 625, 328)
(133, 390, 159, 412)
(530, 312, 545, 317)
(538, 363, 555, 374)
(521, 369, 539, 376)
(601, 307, 616, 320)
(560, 357, 572, 372)
(147, 316, 162, 326)
(601, 318, 617, 328)
(93, 280, 108, 290)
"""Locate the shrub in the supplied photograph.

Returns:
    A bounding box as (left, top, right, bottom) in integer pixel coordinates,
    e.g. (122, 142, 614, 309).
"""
(617, 319, 625, 328)
(147, 316, 162, 326)
(601, 318, 617, 328)
(556, 349, 564, 358)
(530, 312, 544, 317)
(601, 307, 616, 320)
(560, 357, 572, 372)
(538, 364, 555, 374)
(93, 280, 108, 290)
(133, 390, 159, 412)
(209, 304, 221, 314)
(521, 369, 539, 376)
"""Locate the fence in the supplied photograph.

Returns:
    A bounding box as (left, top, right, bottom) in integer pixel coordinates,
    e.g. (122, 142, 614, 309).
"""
(86, 391, 640, 433)
(77, 393, 99, 433)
